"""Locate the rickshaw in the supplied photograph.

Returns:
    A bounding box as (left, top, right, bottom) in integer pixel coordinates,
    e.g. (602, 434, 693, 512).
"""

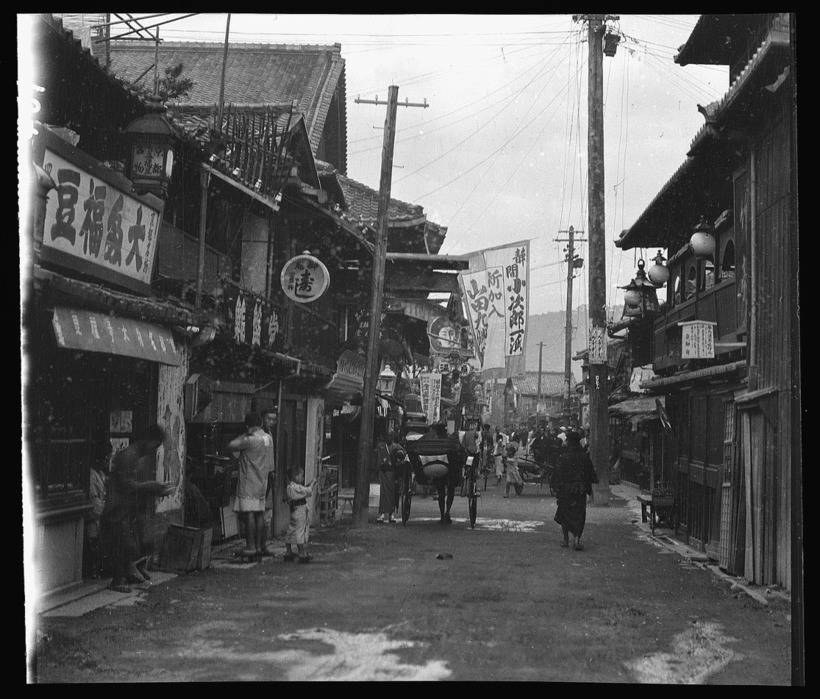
(397, 408, 480, 528)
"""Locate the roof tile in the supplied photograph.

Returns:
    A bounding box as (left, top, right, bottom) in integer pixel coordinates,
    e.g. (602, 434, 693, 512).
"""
(108, 41, 344, 155)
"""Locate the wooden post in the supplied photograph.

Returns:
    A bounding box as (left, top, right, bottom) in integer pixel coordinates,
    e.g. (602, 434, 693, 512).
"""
(789, 12, 803, 683)
(217, 14, 231, 131)
(352, 85, 399, 527)
(564, 226, 575, 411)
(585, 15, 611, 505)
(195, 166, 210, 308)
(153, 27, 160, 96)
(537, 341, 543, 413)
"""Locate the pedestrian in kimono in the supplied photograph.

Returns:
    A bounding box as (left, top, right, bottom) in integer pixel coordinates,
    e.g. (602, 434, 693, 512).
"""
(550, 430, 598, 550)
(283, 464, 316, 563)
(493, 433, 506, 486)
(503, 443, 524, 498)
(375, 431, 397, 524)
(228, 412, 275, 558)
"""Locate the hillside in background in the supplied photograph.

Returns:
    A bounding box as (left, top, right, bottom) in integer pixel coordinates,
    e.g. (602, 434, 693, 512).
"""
(524, 305, 623, 381)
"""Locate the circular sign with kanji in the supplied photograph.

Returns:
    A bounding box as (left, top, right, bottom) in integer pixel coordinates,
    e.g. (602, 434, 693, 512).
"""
(280, 253, 330, 303)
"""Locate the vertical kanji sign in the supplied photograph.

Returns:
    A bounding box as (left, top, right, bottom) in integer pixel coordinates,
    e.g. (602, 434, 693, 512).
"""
(483, 241, 530, 361)
(679, 321, 717, 358)
(459, 270, 491, 364)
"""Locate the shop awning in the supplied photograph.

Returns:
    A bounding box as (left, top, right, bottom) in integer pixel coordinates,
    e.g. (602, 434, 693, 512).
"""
(609, 395, 664, 418)
(51, 306, 182, 365)
(639, 360, 746, 391)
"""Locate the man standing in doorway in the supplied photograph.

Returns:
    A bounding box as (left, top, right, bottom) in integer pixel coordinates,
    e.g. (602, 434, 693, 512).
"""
(228, 413, 275, 558)
(103, 425, 174, 593)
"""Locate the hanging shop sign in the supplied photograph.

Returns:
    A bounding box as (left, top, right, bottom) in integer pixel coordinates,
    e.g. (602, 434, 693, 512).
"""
(280, 252, 330, 303)
(418, 371, 442, 425)
(37, 127, 163, 295)
(588, 326, 608, 364)
(679, 320, 717, 359)
(224, 286, 282, 349)
(325, 349, 366, 401)
(51, 306, 181, 365)
(427, 315, 462, 354)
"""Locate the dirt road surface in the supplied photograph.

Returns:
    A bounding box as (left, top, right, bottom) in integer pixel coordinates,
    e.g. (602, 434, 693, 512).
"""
(31, 484, 791, 683)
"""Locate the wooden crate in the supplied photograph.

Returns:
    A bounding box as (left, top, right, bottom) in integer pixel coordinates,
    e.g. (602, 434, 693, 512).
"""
(160, 525, 212, 573)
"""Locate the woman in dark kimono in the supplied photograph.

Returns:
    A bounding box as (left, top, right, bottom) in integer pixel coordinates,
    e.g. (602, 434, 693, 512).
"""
(550, 430, 598, 550)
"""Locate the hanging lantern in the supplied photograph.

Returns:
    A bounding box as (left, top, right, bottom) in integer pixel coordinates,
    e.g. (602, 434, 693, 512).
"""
(690, 215, 716, 259)
(123, 94, 177, 199)
(620, 259, 660, 318)
(647, 249, 670, 286)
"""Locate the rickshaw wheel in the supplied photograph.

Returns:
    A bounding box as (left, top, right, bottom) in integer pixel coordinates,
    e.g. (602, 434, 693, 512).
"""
(401, 490, 411, 525)
(468, 493, 477, 528)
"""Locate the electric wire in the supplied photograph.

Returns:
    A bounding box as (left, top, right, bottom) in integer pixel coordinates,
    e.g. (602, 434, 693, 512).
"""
(392, 38, 575, 184)
(457, 36, 585, 242)
(347, 44, 547, 146)
(412, 56, 580, 202)
(347, 48, 556, 156)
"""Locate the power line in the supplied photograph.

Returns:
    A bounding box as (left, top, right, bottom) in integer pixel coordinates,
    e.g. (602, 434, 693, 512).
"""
(413, 48, 579, 202)
(347, 45, 548, 147)
(393, 38, 574, 184)
(456, 38, 585, 233)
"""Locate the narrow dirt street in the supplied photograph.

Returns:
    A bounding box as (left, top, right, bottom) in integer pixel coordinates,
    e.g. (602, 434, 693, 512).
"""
(31, 485, 791, 683)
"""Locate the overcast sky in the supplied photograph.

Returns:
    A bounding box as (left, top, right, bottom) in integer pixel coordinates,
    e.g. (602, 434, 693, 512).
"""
(37, 13, 730, 316)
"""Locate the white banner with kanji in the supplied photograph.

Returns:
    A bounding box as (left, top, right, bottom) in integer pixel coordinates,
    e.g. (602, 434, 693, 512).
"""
(483, 241, 529, 359)
(418, 372, 442, 424)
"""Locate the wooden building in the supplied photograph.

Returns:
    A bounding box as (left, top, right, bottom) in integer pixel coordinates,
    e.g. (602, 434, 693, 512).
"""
(24, 14, 210, 594)
(616, 14, 796, 588)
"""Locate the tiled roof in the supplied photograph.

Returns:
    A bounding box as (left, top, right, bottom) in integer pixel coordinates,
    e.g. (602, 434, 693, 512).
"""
(687, 33, 790, 155)
(620, 27, 791, 252)
(108, 41, 345, 155)
(37, 14, 146, 108)
(489, 372, 571, 396)
(337, 173, 424, 223)
(315, 159, 425, 224)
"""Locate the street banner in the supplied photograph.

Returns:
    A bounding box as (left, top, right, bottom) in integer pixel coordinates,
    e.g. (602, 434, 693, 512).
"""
(679, 320, 717, 358)
(419, 372, 442, 424)
(459, 269, 491, 365)
(483, 240, 530, 362)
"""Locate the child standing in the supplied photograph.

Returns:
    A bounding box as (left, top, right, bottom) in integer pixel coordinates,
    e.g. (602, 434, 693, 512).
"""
(283, 465, 316, 563)
(503, 444, 524, 498)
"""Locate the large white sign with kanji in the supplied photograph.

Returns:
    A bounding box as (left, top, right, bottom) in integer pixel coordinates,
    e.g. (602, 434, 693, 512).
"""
(40, 128, 163, 294)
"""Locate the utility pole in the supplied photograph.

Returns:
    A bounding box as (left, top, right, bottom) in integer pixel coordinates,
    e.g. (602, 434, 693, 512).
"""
(537, 341, 544, 417)
(217, 13, 231, 129)
(574, 13, 618, 505)
(555, 226, 586, 419)
(351, 87, 429, 528)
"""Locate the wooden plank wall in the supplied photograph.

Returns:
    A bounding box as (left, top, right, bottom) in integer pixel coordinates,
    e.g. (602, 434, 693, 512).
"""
(752, 99, 792, 589)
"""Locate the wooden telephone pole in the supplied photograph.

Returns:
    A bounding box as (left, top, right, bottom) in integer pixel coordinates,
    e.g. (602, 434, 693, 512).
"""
(351, 87, 429, 528)
(574, 13, 618, 505)
(555, 226, 586, 418)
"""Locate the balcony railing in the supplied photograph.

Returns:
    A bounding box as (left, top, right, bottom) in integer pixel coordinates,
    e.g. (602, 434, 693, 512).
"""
(177, 103, 296, 199)
(653, 278, 742, 370)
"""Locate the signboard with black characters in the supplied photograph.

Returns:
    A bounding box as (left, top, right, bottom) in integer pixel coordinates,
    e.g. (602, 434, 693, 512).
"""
(280, 253, 330, 303)
(37, 127, 164, 295)
(224, 286, 283, 350)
